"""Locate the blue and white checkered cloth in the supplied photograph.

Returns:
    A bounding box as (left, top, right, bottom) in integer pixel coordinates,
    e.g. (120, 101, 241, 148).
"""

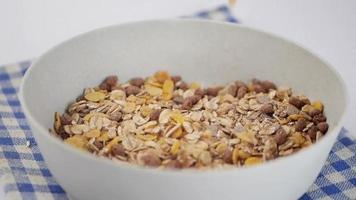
(0, 5, 355, 200)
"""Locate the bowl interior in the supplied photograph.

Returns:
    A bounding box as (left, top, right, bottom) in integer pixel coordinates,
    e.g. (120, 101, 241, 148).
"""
(22, 19, 346, 143)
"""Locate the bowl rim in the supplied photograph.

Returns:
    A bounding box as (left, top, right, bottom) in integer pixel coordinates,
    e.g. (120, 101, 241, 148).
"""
(18, 18, 350, 175)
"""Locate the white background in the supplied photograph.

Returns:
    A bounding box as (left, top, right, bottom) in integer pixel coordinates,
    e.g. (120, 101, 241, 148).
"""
(0, 0, 356, 198)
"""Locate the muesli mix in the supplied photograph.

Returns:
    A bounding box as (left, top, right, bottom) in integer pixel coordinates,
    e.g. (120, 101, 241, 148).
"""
(52, 71, 328, 169)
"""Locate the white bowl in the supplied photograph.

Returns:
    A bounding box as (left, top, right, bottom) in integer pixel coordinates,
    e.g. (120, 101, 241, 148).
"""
(19, 19, 348, 200)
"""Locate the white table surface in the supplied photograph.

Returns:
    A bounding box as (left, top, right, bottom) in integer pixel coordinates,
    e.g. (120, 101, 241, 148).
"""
(0, 1, 355, 198)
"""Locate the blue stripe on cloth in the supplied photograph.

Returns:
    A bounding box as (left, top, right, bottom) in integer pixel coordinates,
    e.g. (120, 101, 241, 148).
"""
(0, 5, 355, 200)
(0, 73, 10, 81)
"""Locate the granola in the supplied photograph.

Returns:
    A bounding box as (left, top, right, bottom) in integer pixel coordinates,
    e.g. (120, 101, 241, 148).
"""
(52, 71, 329, 169)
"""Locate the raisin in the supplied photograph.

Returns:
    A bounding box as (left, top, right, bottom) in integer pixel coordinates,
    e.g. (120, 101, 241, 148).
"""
(176, 82, 188, 90)
(260, 103, 274, 115)
(125, 85, 141, 96)
(274, 128, 288, 145)
(206, 87, 221, 97)
(99, 75, 118, 91)
(295, 119, 307, 132)
(261, 80, 276, 91)
(237, 86, 248, 99)
(150, 109, 162, 121)
(317, 122, 329, 133)
(289, 97, 305, 109)
(313, 114, 327, 124)
(307, 126, 318, 140)
(171, 76, 182, 83)
(129, 77, 145, 87)
(111, 144, 126, 157)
